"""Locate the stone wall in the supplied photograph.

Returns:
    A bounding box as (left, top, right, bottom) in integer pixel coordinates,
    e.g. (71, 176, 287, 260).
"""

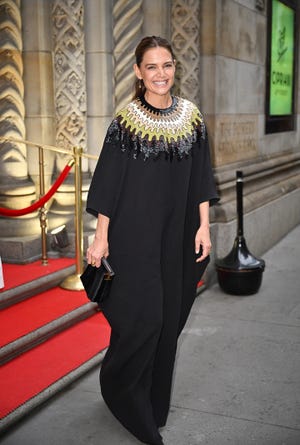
(0, 0, 299, 266)
(197, 0, 300, 274)
(200, 0, 300, 166)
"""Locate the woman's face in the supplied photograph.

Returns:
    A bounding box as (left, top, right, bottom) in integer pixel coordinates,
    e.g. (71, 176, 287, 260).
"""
(134, 47, 175, 100)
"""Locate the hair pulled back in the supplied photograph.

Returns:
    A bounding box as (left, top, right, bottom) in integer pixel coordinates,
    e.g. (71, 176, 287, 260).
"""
(132, 36, 175, 100)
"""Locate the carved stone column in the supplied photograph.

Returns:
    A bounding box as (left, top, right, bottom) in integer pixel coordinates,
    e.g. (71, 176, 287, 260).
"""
(113, 0, 143, 112)
(171, 0, 201, 106)
(52, 0, 87, 168)
(50, 0, 87, 231)
(0, 0, 36, 236)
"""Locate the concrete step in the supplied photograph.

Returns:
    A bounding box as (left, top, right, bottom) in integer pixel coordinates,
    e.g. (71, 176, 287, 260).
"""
(0, 301, 98, 365)
(1, 339, 107, 434)
(0, 264, 75, 309)
(0, 261, 108, 433)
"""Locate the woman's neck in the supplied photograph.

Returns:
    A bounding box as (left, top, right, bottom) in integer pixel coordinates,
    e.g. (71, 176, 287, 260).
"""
(144, 92, 172, 109)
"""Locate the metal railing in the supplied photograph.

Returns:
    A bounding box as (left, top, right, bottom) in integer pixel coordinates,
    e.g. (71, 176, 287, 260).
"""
(0, 136, 98, 290)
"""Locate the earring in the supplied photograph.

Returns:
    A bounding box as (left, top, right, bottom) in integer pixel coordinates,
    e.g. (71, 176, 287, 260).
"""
(139, 79, 143, 89)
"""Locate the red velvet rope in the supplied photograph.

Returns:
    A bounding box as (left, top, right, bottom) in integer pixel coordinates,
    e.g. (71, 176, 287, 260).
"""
(0, 162, 74, 217)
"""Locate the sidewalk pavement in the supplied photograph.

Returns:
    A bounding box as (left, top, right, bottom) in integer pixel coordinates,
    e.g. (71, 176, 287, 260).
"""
(1, 225, 300, 445)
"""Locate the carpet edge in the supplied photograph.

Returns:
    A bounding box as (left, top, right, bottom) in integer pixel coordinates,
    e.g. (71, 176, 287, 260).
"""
(0, 265, 76, 309)
(0, 302, 98, 364)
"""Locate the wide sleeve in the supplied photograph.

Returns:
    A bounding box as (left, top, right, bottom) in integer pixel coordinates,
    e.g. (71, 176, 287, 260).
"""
(192, 127, 219, 206)
(179, 127, 219, 336)
(86, 119, 128, 219)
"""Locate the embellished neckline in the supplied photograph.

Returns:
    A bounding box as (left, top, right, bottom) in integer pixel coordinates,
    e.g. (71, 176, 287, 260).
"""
(139, 95, 178, 115)
(106, 96, 205, 160)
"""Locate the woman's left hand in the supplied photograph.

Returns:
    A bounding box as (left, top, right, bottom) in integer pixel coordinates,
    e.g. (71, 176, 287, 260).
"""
(195, 225, 212, 262)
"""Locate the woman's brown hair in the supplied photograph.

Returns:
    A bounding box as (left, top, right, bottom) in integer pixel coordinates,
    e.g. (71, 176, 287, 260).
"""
(132, 36, 176, 100)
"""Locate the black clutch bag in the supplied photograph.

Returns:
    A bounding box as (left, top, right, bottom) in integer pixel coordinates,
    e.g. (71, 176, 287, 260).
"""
(80, 257, 115, 304)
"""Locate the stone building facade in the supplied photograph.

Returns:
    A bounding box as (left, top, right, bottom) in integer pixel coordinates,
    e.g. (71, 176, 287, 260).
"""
(0, 0, 299, 277)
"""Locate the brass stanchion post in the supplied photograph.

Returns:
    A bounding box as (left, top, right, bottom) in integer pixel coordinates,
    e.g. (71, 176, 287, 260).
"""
(38, 146, 48, 265)
(60, 147, 84, 290)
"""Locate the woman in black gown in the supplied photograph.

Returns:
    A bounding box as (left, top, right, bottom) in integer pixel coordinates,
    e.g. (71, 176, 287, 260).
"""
(86, 36, 219, 445)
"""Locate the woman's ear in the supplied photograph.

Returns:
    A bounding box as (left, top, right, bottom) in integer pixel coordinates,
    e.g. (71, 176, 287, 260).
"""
(133, 63, 142, 80)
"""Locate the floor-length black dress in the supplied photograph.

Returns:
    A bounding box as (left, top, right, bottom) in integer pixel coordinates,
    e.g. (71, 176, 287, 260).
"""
(86, 96, 219, 445)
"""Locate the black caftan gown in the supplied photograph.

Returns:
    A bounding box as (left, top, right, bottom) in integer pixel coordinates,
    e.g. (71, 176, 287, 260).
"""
(86, 96, 218, 445)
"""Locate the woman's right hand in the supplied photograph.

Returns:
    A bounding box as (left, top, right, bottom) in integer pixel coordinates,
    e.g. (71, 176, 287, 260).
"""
(86, 236, 109, 268)
(86, 213, 110, 267)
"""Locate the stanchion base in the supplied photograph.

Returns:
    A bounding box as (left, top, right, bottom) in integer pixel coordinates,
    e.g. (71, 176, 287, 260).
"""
(60, 273, 84, 291)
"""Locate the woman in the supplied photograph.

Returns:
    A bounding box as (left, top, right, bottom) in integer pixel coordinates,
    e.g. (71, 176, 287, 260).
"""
(86, 36, 218, 445)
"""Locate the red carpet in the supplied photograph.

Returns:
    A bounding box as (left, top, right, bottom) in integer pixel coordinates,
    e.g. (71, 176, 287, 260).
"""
(197, 279, 204, 288)
(0, 258, 202, 422)
(0, 312, 111, 419)
(1, 258, 75, 291)
(0, 288, 88, 347)
(0, 258, 111, 422)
